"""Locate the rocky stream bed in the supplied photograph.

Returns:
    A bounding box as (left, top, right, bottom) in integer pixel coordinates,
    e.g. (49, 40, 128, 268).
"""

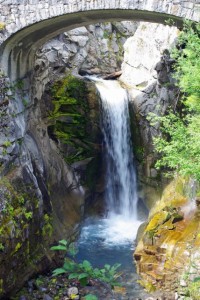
(13, 271, 176, 300)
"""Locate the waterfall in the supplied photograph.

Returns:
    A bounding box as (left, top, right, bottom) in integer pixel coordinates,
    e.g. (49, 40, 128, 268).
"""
(94, 79, 138, 221)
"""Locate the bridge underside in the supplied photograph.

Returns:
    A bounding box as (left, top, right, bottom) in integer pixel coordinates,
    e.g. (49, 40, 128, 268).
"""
(0, 9, 183, 80)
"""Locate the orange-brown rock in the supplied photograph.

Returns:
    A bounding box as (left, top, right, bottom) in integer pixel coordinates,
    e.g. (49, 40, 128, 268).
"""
(134, 176, 200, 293)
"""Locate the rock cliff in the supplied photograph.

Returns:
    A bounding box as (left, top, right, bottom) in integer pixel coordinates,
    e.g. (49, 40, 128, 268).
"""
(0, 18, 198, 298)
(119, 23, 200, 294)
(0, 21, 137, 297)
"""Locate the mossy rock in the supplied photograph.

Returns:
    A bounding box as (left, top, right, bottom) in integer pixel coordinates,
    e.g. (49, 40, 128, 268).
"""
(145, 210, 170, 232)
(0, 172, 55, 298)
(48, 74, 100, 166)
(47, 74, 102, 192)
(150, 176, 188, 216)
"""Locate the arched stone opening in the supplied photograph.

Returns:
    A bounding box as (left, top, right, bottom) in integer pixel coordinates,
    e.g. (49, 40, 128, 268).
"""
(0, 8, 186, 80)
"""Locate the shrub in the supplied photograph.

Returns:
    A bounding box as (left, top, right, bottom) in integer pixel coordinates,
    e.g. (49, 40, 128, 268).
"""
(50, 240, 121, 288)
(149, 21, 200, 181)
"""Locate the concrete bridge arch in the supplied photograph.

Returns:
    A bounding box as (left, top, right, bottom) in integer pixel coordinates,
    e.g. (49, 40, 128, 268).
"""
(0, 0, 199, 80)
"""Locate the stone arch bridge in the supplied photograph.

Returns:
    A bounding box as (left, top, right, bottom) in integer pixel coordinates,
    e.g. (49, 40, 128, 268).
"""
(0, 0, 199, 80)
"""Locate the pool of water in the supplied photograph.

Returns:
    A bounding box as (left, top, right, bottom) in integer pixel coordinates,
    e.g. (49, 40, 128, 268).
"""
(76, 216, 151, 299)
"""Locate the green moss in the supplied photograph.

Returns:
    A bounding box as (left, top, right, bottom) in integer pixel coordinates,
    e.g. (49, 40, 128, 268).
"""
(103, 30, 110, 39)
(0, 191, 33, 227)
(138, 279, 156, 292)
(0, 173, 57, 298)
(0, 176, 41, 249)
(2, 141, 12, 148)
(24, 211, 33, 220)
(13, 242, 22, 254)
(48, 74, 95, 164)
(50, 74, 88, 119)
(0, 243, 4, 252)
(146, 210, 170, 232)
(42, 214, 53, 237)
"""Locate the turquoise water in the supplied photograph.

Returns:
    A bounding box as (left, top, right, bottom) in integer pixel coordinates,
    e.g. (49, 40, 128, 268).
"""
(77, 79, 151, 299)
(76, 216, 150, 300)
(77, 216, 140, 268)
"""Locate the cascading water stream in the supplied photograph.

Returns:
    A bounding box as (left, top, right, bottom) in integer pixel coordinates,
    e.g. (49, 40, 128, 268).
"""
(76, 78, 148, 299)
(77, 77, 142, 248)
(95, 79, 138, 221)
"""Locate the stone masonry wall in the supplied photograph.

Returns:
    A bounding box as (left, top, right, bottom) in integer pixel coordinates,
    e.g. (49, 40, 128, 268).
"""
(0, 0, 199, 41)
(0, 0, 199, 79)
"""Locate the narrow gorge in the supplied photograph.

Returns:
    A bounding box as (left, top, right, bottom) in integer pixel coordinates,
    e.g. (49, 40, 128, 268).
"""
(0, 2, 200, 300)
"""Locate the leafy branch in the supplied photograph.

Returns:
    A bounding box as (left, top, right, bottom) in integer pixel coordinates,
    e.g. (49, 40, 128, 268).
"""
(51, 239, 122, 291)
(149, 21, 200, 181)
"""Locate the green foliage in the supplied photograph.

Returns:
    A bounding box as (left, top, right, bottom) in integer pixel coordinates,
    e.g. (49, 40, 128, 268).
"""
(51, 239, 77, 256)
(149, 111, 200, 180)
(193, 277, 200, 283)
(164, 19, 175, 27)
(103, 30, 110, 39)
(2, 141, 12, 148)
(187, 280, 200, 300)
(35, 276, 44, 288)
(171, 21, 200, 98)
(24, 211, 33, 220)
(22, 98, 28, 107)
(51, 240, 121, 289)
(180, 273, 200, 299)
(42, 214, 53, 237)
(146, 229, 156, 245)
(13, 79, 24, 90)
(49, 74, 88, 121)
(0, 178, 34, 225)
(49, 74, 94, 163)
(83, 295, 98, 300)
(0, 243, 4, 251)
(0, 177, 46, 252)
(149, 21, 200, 181)
(50, 239, 68, 251)
(178, 257, 200, 299)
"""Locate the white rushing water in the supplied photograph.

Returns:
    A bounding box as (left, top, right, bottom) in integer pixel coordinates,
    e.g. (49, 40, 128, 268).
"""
(95, 79, 138, 221)
(81, 77, 141, 247)
(76, 78, 145, 300)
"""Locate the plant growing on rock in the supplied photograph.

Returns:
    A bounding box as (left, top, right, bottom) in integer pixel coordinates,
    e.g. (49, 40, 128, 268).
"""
(48, 74, 95, 164)
(179, 259, 200, 299)
(50, 240, 122, 289)
(149, 21, 200, 181)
